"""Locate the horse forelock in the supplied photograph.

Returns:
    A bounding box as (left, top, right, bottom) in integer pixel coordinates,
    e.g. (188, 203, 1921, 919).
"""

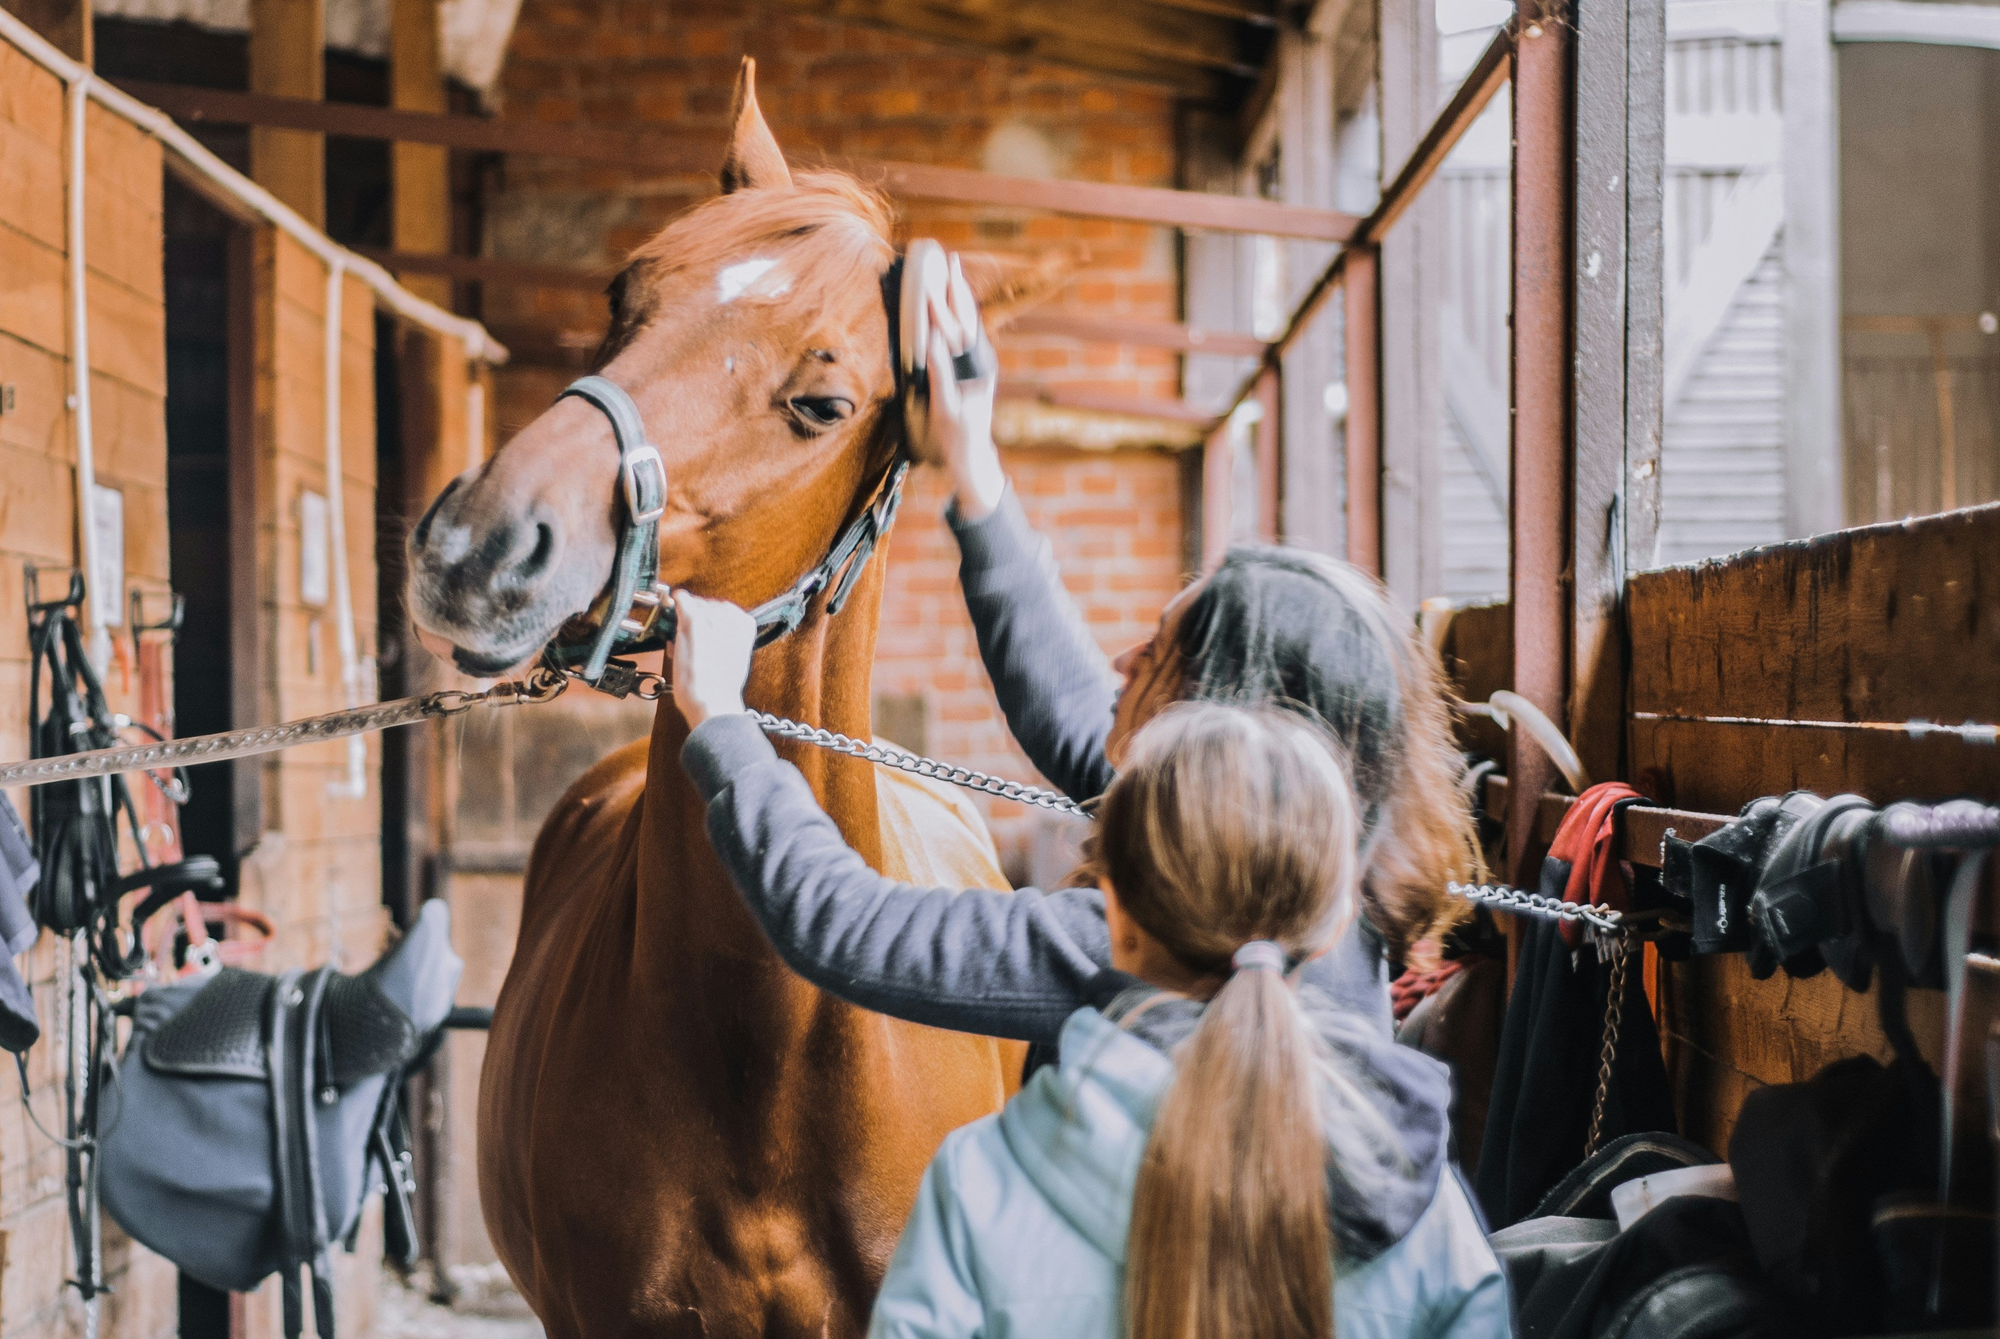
(596, 172, 897, 365)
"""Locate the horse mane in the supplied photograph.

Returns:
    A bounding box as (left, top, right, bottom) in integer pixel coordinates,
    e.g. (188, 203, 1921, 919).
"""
(595, 171, 896, 365)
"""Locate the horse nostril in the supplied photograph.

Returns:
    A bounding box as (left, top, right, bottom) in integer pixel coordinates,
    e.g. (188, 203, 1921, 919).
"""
(517, 522, 556, 580)
(411, 477, 462, 552)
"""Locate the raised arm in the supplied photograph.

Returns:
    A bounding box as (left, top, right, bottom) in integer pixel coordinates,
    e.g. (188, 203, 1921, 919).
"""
(949, 492, 1119, 803)
(683, 713, 1112, 1043)
(923, 255, 1118, 802)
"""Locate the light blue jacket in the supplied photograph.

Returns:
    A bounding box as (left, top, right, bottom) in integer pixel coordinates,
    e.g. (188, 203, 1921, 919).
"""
(869, 1005, 1511, 1339)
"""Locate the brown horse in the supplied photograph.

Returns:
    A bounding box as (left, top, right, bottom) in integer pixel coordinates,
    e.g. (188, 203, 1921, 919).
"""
(404, 60, 1067, 1339)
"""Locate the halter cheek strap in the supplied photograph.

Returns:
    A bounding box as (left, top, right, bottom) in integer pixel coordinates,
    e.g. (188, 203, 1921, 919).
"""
(556, 375, 667, 682)
(547, 351, 912, 684)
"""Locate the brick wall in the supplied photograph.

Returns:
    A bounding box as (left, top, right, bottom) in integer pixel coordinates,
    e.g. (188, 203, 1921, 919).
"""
(474, 0, 1195, 877)
(873, 452, 1188, 871)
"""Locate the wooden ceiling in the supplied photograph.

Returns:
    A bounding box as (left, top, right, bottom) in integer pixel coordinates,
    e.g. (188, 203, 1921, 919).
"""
(769, 0, 1283, 105)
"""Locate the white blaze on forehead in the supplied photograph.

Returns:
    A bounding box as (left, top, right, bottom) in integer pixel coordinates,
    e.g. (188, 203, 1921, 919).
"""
(716, 257, 790, 304)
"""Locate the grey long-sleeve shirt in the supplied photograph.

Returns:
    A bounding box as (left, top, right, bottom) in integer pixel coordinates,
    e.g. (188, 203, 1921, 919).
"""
(681, 488, 1392, 1043)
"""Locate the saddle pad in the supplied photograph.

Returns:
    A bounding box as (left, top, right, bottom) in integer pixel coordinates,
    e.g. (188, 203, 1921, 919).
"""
(146, 967, 422, 1087)
(145, 968, 273, 1079)
(321, 973, 421, 1087)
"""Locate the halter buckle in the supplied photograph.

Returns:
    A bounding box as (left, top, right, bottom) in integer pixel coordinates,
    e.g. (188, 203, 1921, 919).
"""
(622, 446, 667, 525)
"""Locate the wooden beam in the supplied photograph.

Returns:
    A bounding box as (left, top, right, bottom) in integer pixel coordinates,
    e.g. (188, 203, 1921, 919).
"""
(116, 81, 1359, 240)
(11, 0, 90, 61)
(366, 252, 1270, 361)
(1570, 0, 1635, 787)
(998, 382, 1216, 426)
(249, 0, 324, 225)
(1143, 0, 1277, 27)
(1780, 0, 1845, 539)
(1482, 775, 1728, 863)
(865, 161, 1356, 240)
(357, 249, 614, 291)
(1008, 311, 1266, 356)
(390, 0, 449, 307)
(1377, 0, 1443, 606)
(1626, 0, 1667, 575)
(774, 0, 1256, 89)
(123, 80, 719, 170)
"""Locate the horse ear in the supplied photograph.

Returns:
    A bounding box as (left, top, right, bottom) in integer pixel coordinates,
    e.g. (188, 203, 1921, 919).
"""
(720, 57, 792, 194)
(954, 249, 1084, 328)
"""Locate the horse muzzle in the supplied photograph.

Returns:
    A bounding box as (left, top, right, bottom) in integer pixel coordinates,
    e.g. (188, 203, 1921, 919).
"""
(404, 473, 609, 677)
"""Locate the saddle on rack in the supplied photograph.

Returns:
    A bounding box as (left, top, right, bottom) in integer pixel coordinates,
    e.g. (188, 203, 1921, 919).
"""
(101, 900, 462, 1339)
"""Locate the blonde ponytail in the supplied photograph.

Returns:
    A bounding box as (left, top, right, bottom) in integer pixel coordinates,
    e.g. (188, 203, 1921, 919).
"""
(1093, 704, 1365, 1339)
(1127, 952, 1332, 1339)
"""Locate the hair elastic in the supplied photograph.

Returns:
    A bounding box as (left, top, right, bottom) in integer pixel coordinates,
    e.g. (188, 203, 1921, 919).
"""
(1231, 940, 1288, 974)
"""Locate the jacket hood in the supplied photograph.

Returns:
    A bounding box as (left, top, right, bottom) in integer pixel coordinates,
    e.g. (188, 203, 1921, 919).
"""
(998, 978, 1452, 1268)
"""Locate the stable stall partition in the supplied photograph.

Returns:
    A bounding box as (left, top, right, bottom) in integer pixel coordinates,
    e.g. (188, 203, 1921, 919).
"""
(1627, 504, 2000, 1159)
(0, 9, 505, 1337)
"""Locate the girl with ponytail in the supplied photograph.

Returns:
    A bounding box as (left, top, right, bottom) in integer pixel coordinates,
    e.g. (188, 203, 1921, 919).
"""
(862, 702, 1506, 1339)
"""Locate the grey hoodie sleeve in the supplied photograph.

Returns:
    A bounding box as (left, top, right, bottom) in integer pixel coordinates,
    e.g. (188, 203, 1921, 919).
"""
(683, 714, 1111, 1043)
(947, 489, 1119, 803)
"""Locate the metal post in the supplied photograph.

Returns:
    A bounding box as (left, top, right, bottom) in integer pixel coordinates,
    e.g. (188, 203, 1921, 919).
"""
(1506, 0, 1576, 883)
(1344, 246, 1382, 577)
(1201, 418, 1234, 571)
(1254, 366, 1281, 543)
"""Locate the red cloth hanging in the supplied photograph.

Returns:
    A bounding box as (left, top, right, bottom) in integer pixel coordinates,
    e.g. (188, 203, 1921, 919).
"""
(1545, 781, 1645, 947)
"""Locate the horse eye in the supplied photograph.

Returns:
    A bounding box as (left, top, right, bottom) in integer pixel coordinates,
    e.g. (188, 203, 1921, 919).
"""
(790, 396, 854, 428)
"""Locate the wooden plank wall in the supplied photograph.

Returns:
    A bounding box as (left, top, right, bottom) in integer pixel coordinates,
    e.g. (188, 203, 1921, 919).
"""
(0, 41, 181, 1339)
(1630, 504, 2000, 1156)
(236, 234, 389, 1339)
(1438, 509, 1999, 1165)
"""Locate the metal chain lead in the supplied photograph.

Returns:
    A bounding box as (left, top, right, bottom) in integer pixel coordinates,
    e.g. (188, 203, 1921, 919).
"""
(0, 670, 569, 790)
(1446, 881, 1629, 936)
(1585, 937, 1631, 1159)
(750, 711, 1090, 819)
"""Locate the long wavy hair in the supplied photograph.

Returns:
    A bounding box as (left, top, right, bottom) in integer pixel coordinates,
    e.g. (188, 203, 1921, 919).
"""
(1170, 546, 1480, 963)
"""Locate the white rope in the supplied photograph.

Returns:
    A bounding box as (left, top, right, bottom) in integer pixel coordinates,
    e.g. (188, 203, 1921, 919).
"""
(323, 260, 367, 798)
(65, 74, 109, 669)
(0, 8, 506, 366)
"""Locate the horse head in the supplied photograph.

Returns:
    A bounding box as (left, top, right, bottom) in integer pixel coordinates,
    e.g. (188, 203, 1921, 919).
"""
(406, 59, 1072, 677)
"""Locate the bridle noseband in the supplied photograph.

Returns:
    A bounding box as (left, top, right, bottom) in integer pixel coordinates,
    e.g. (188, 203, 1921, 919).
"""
(542, 255, 914, 686)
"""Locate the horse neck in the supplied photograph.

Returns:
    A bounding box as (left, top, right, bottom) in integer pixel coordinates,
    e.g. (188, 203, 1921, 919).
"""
(632, 560, 887, 966)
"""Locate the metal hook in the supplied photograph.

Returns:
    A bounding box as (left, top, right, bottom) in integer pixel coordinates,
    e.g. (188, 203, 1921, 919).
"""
(24, 563, 86, 615)
(128, 588, 185, 659)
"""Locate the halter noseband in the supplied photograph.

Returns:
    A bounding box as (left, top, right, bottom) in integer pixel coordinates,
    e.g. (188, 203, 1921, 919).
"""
(542, 255, 913, 686)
